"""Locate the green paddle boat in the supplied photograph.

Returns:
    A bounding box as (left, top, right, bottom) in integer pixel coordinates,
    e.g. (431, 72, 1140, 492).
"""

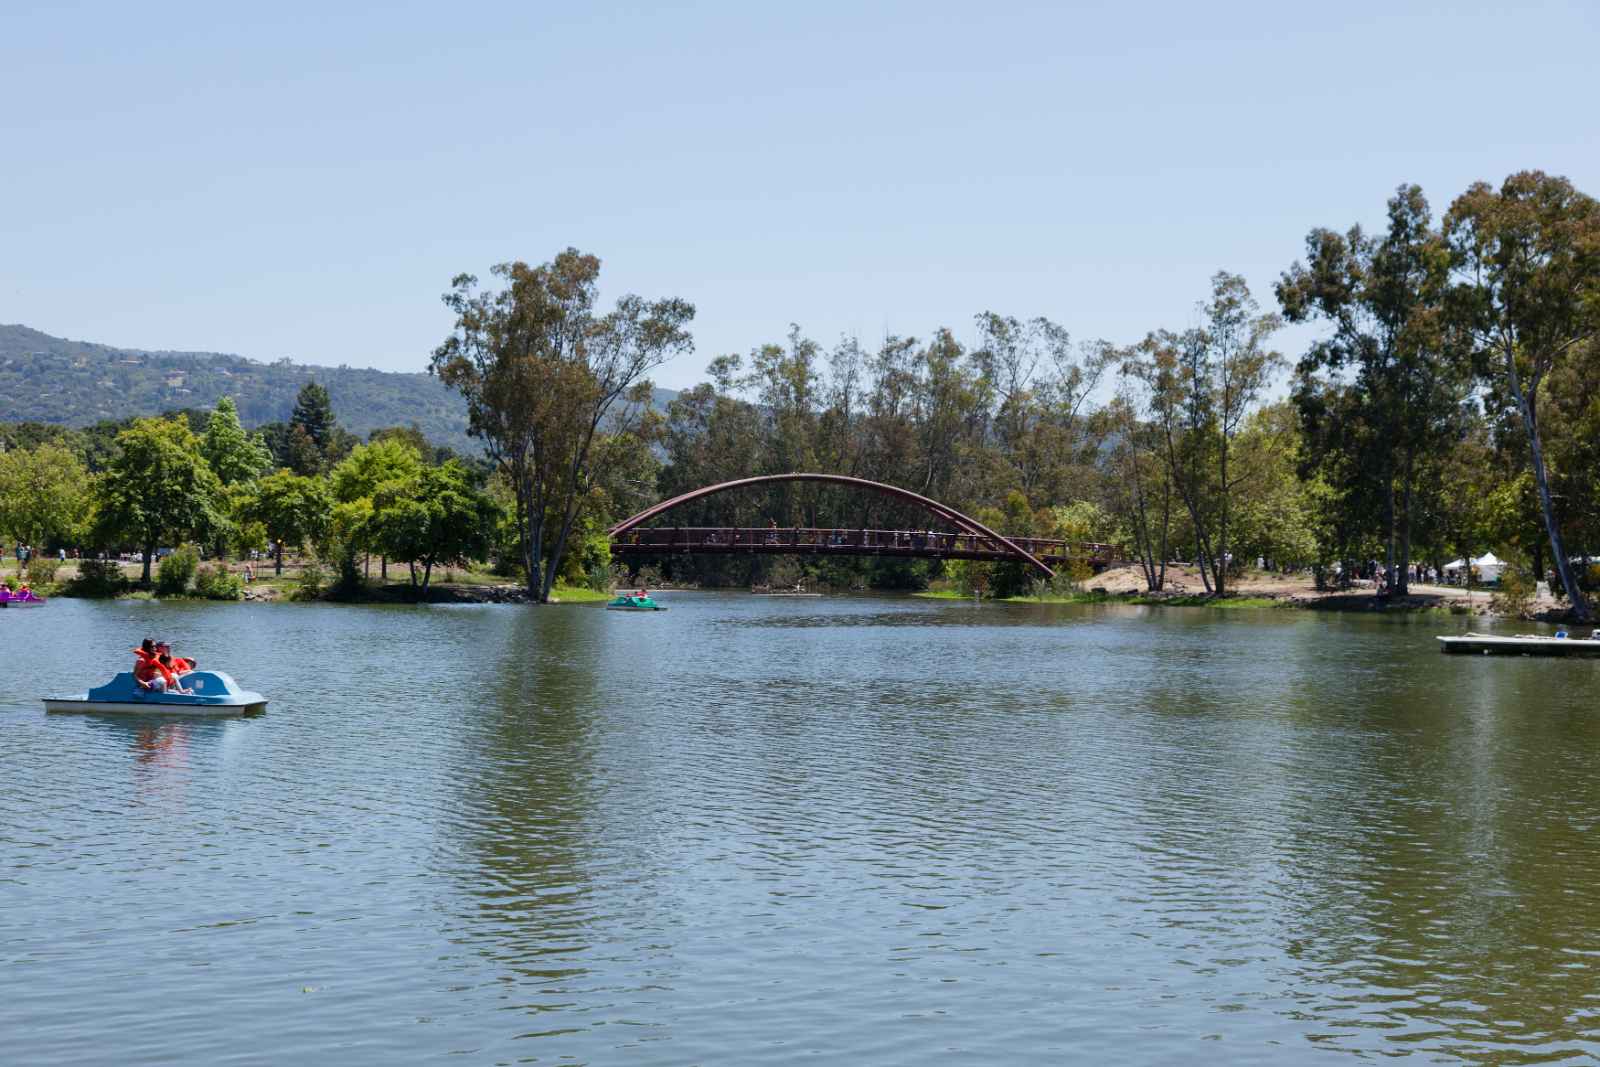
(607, 592, 666, 611)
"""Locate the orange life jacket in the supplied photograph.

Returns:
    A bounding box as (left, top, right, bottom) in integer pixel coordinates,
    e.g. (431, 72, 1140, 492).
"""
(133, 649, 176, 687)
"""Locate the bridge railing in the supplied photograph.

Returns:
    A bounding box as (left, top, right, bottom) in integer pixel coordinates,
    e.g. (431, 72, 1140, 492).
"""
(610, 526, 1123, 562)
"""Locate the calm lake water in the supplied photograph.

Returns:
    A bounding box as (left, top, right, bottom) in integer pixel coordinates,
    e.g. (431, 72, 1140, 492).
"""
(3, 594, 1599, 1064)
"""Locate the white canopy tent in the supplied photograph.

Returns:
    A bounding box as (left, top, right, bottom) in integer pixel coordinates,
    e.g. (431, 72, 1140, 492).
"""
(1443, 553, 1505, 582)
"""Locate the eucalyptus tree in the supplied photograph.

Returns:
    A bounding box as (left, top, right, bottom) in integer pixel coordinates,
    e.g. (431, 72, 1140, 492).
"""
(1104, 388, 1172, 591)
(1201, 272, 1284, 595)
(972, 313, 1111, 504)
(1444, 171, 1600, 619)
(913, 328, 984, 504)
(745, 326, 825, 523)
(432, 250, 695, 601)
(1278, 185, 1459, 594)
(1126, 327, 1221, 592)
(1124, 274, 1281, 595)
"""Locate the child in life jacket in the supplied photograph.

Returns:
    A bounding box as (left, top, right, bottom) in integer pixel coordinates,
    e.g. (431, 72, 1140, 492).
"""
(133, 639, 178, 693)
(134, 638, 190, 694)
(156, 642, 195, 677)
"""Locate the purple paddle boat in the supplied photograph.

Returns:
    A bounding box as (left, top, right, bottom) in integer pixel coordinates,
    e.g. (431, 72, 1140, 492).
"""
(0, 586, 44, 608)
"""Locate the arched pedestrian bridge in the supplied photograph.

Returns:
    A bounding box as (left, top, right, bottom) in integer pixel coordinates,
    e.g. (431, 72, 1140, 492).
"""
(609, 473, 1123, 579)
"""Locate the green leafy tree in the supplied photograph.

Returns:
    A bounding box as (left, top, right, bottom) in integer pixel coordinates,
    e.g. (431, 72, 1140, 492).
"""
(94, 417, 224, 583)
(1445, 171, 1600, 619)
(245, 469, 333, 575)
(331, 438, 424, 579)
(200, 396, 273, 486)
(1278, 185, 1459, 595)
(0, 443, 94, 557)
(432, 249, 694, 602)
(367, 462, 499, 593)
(331, 438, 424, 504)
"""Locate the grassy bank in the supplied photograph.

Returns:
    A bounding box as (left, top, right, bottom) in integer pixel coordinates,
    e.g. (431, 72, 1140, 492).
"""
(548, 584, 612, 603)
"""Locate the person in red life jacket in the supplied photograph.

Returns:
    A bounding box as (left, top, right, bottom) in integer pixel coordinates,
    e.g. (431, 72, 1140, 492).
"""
(133, 638, 179, 693)
(156, 641, 196, 676)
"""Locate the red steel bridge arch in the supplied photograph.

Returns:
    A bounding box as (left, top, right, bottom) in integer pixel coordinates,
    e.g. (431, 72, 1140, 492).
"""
(608, 472, 1056, 580)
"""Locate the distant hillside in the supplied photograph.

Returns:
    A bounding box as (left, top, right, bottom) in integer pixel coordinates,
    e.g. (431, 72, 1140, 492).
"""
(0, 325, 678, 454)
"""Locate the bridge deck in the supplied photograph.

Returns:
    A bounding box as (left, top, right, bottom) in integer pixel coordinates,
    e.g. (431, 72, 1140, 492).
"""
(610, 526, 1122, 565)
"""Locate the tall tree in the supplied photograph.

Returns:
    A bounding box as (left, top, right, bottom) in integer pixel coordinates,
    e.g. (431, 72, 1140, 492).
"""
(1200, 272, 1283, 595)
(244, 470, 333, 576)
(1444, 171, 1600, 620)
(367, 462, 498, 593)
(1125, 274, 1281, 595)
(1105, 385, 1172, 592)
(331, 437, 424, 578)
(289, 382, 336, 456)
(95, 417, 224, 583)
(1126, 327, 1221, 591)
(1278, 185, 1458, 594)
(201, 396, 273, 486)
(432, 250, 694, 602)
(0, 443, 93, 555)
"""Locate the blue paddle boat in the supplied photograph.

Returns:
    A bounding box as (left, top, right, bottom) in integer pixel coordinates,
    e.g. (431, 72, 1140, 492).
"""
(43, 671, 268, 716)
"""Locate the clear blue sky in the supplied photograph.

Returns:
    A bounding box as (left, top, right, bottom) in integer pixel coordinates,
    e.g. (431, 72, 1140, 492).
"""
(5, 1, 1596, 390)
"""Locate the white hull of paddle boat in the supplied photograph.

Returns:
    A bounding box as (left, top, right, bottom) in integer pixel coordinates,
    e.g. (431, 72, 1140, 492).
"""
(1437, 633, 1600, 657)
(42, 697, 267, 716)
(42, 670, 268, 715)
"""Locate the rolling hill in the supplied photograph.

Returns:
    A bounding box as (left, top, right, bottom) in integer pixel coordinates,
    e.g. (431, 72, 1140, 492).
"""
(0, 325, 679, 453)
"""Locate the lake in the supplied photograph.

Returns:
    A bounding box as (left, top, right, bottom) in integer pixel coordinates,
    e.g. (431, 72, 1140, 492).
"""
(4, 594, 1599, 1064)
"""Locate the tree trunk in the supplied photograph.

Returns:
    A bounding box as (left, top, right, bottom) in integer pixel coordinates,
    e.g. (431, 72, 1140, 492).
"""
(1383, 470, 1397, 596)
(422, 560, 432, 594)
(1395, 450, 1414, 596)
(381, 555, 387, 580)
(1156, 480, 1170, 592)
(142, 544, 154, 584)
(1510, 359, 1590, 620)
(1216, 436, 1229, 597)
(275, 541, 284, 576)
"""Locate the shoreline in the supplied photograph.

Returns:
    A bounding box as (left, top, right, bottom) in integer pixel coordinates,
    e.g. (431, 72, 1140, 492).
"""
(912, 561, 1579, 622)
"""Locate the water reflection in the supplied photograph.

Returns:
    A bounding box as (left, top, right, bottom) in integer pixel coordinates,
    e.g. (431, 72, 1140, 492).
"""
(8, 597, 1600, 1063)
(449, 606, 604, 1001)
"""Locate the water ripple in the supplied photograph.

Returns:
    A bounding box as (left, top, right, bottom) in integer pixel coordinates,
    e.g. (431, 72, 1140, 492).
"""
(4, 596, 1600, 1062)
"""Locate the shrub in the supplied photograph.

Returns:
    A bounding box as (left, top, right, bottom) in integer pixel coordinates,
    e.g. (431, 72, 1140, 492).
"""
(65, 557, 128, 597)
(193, 563, 244, 601)
(24, 557, 60, 588)
(1491, 561, 1536, 617)
(155, 545, 199, 596)
(294, 559, 326, 600)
